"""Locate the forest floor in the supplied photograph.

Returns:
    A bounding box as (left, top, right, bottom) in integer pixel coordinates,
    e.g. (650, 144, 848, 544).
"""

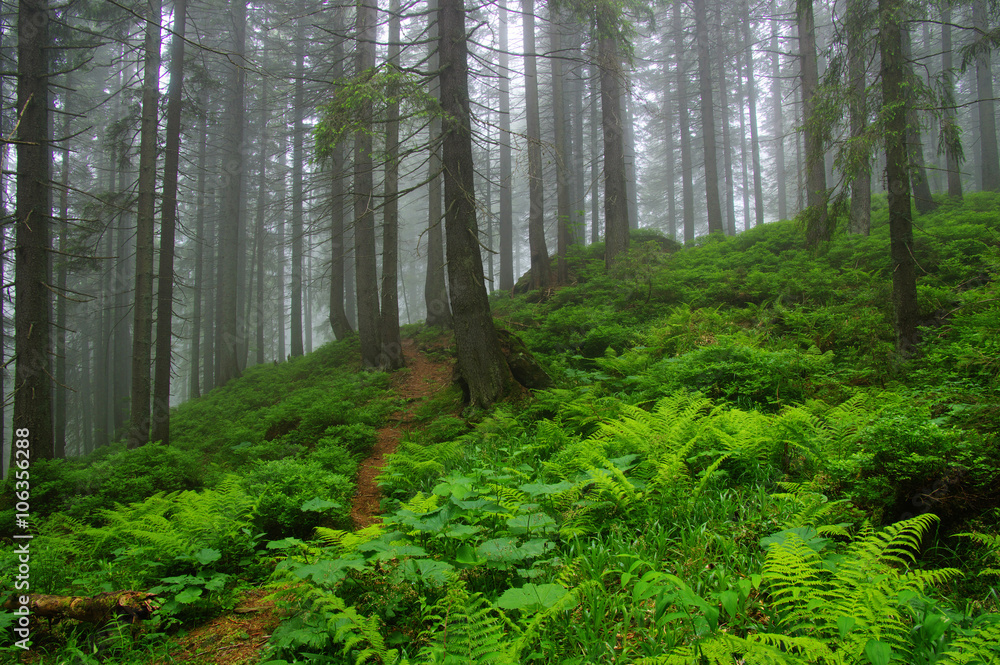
(158, 335, 456, 665)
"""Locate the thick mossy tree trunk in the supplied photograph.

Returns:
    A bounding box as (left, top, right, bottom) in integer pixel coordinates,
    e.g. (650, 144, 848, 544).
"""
(438, 0, 516, 409)
(3, 591, 158, 625)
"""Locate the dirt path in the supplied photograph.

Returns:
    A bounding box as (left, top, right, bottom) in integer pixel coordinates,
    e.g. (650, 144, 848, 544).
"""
(350, 337, 454, 529)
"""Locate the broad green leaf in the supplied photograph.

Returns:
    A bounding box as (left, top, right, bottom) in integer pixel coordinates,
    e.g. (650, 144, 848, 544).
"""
(718, 590, 740, 619)
(175, 587, 202, 604)
(864, 639, 892, 665)
(193, 548, 222, 566)
(455, 543, 486, 566)
(837, 615, 856, 638)
(301, 497, 341, 513)
(293, 558, 365, 585)
(401, 558, 454, 585)
(506, 513, 557, 535)
(496, 583, 568, 612)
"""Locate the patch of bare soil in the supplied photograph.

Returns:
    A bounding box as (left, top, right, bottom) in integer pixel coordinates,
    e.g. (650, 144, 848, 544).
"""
(351, 337, 455, 528)
(154, 587, 280, 665)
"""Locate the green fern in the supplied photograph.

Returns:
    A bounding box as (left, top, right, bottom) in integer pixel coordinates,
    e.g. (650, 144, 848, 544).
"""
(936, 617, 1000, 665)
(762, 513, 961, 662)
(416, 578, 515, 664)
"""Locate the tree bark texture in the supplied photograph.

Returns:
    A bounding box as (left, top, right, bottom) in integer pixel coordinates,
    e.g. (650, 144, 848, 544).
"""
(438, 0, 516, 408)
(597, 6, 630, 266)
(522, 0, 551, 289)
(290, 5, 306, 359)
(128, 0, 160, 449)
(355, 0, 383, 368)
(13, 0, 53, 463)
(847, 0, 871, 235)
(879, 0, 919, 358)
(973, 0, 999, 191)
(674, 0, 694, 244)
(695, 0, 723, 235)
(152, 0, 188, 445)
(216, 0, 246, 386)
(380, 0, 404, 369)
(498, 0, 514, 290)
(797, 0, 829, 245)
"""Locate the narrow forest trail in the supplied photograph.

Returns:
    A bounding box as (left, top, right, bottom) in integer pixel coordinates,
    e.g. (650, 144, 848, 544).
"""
(351, 336, 455, 528)
(157, 336, 455, 665)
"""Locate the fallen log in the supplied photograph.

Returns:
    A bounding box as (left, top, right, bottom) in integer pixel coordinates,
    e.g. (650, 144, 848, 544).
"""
(2, 590, 158, 625)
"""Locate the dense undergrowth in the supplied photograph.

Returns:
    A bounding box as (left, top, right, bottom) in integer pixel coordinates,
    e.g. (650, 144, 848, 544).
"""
(2, 193, 999, 663)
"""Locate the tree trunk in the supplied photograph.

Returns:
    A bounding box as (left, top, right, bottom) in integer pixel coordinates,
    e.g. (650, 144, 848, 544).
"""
(674, 0, 694, 245)
(847, 0, 871, 235)
(715, 16, 737, 236)
(498, 0, 514, 290)
(55, 84, 71, 458)
(152, 0, 187, 445)
(128, 0, 161, 449)
(940, 8, 963, 200)
(901, 29, 937, 214)
(623, 91, 639, 229)
(551, 13, 572, 283)
(590, 62, 601, 245)
(13, 0, 53, 463)
(355, 0, 383, 368)
(380, 0, 404, 369)
(254, 56, 270, 361)
(522, 0, 551, 289)
(770, 0, 787, 221)
(695, 0, 723, 235)
(290, 5, 306, 359)
(216, 0, 247, 386)
(743, 0, 764, 227)
(189, 87, 209, 399)
(329, 9, 353, 340)
(798, 0, 829, 246)
(879, 0, 919, 358)
(662, 35, 677, 241)
(438, 0, 516, 408)
(597, 7, 630, 266)
(973, 0, 999, 191)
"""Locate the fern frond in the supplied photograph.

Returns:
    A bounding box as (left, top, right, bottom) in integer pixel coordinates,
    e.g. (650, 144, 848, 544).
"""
(937, 617, 1000, 665)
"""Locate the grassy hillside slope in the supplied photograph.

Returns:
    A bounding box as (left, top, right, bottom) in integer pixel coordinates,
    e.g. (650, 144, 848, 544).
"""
(2, 194, 998, 663)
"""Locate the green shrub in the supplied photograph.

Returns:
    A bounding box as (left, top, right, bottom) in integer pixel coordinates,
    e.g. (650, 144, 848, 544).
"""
(636, 341, 833, 410)
(242, 458, 353, 537)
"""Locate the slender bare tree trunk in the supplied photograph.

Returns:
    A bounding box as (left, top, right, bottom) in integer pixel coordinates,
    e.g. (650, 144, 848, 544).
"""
(973, 0, 999, 191)
(152, 0, 188, 445)
(290, 4, 306, 358)
(770, 0, 787, 221)
(675, 0, 694, 244)
(380, 0, 404, 369)
(695, 0, 723, 235)
(217, 0, 247, 385)
(597, 7, 630, 265)
(522, 0, 551, 288)
(742, 0, 764, 227)
(847, 0, 871, 235)
(798, 0, 829, 245)
(551, 13, 572, 283)
(940, 8, 963, 200)
(498, 0, 514, 290)
(129, 0, 161, 448)
(189, 87, 208, 399)
(355, 0, 383, 367)
(880, 0, 919, 358)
